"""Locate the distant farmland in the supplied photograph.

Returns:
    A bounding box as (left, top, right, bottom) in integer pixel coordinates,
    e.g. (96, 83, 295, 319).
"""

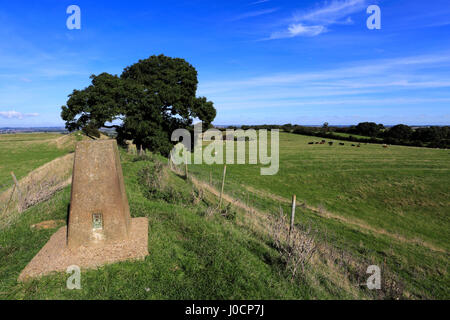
(189, 132, 450, 298)
(0, 133, 72, 191)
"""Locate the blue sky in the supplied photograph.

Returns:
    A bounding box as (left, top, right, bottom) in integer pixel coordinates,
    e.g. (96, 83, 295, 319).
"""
(0, 0, 449, 127)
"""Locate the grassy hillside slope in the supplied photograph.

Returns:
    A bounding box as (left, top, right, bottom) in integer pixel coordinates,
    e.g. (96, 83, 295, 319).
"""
(1, 149, 375, 300)
(0, 132, 448, 299)
(188, 132, 450, 299)
(0, 133, 79, 192)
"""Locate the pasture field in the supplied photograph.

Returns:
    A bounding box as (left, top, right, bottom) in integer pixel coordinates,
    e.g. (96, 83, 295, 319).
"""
(188, 132, 450, 298)
(330, 132, 381, 140)
(0, 133, 74, 192)
(0, 132, 448, 299)
(0, 150, 369, 299)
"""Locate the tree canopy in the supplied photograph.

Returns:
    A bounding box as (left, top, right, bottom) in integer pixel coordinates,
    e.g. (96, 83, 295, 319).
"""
(61, 54, 216, 155)
(354, 122, 384, 137)
(384, 124, 413, 140)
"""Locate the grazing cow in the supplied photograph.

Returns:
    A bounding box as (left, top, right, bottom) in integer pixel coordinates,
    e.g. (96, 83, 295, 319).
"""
(357, 144, 361, 147)
(339, 143, 345, 146)
(308, 142, 314, 145)
(322, 140, 326, 143)
(351, 144, 356, 147)
(315, 142, 319, 144)
(328, 141, 334, 146)
(382, 144, 388, 148)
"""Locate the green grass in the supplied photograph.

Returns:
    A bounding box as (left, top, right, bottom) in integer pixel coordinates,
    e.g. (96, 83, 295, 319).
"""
(330, 132, 380, 140)
(1, 132, 448, 299)
(0, 150, 361, 299)
(0, 133, 72, 191)
(188, 132, 450, 299)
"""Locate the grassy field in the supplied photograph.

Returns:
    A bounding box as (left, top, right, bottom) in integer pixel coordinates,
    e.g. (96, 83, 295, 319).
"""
(0, 133, 74, 192)
(330, 132, 380, 140)
(0, 149, 368, 299)
(0, 132, 448, 299)
(188, 132, 450, 299)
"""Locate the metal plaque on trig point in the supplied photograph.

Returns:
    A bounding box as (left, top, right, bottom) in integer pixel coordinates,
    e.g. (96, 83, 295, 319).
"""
(92, 213, 103, 230)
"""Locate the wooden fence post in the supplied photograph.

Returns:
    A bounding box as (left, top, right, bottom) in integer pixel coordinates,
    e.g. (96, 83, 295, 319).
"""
(288, 194, 296, 241)
(184, 149, 189, 179)
(218, 164, 227, 209)
(1, 183, 16, 216)
(170, 150, 175, 171)
(168, 150, 172, 169)
(11, 172, 23, 212)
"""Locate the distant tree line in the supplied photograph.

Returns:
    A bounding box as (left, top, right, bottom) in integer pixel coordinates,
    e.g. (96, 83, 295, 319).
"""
(221, 122, 450, 149)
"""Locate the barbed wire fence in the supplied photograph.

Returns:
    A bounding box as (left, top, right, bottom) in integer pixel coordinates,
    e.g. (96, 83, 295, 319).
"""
(0, 181, 15, 214)
(0, 172, 24, 228)
(166, 145, 286, 219)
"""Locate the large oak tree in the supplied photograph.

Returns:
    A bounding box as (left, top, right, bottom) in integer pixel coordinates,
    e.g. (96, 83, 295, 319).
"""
(61, 54, 216, 155)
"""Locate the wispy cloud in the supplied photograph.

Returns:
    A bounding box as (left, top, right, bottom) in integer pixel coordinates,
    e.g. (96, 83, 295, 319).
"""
(0, 111, 39, 119)
(198, 52, 450, 113)
(267, 0, 367, 39)
(201, 53, 450, 91)
(250, 0, 270, 5)
(269, 24, 327, 39)
(231, 8, 278, 21)
(216, 98, 450, 111)
(294, 0, 367, 24)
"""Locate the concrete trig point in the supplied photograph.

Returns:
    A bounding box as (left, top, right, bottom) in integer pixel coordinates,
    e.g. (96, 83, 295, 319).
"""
(68, 140, 132, 247)
(19, 140, 148, 281)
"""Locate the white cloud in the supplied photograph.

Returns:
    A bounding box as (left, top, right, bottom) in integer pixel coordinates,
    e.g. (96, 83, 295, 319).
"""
(198, 52, 450, 113)
(217, 98, 450, 111)
(0, 111, 39, 119)
(200, 53, 450, 92)
(294, 0, 367, 24)
(250, 0, 270, 5)
(268, 0, 367, 39)
(270, 23, 327, 39)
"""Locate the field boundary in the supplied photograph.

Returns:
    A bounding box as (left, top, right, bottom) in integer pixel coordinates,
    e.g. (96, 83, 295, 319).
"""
(241, 185, 446, 253)
(0, 153, 74, 229)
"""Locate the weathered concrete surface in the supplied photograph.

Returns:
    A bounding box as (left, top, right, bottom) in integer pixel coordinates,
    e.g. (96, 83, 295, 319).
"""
(19, 140, 148, 281)
(68, 140, 131, 248)
(19, 218, 148, 281)
(30, 220, 65, 230)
